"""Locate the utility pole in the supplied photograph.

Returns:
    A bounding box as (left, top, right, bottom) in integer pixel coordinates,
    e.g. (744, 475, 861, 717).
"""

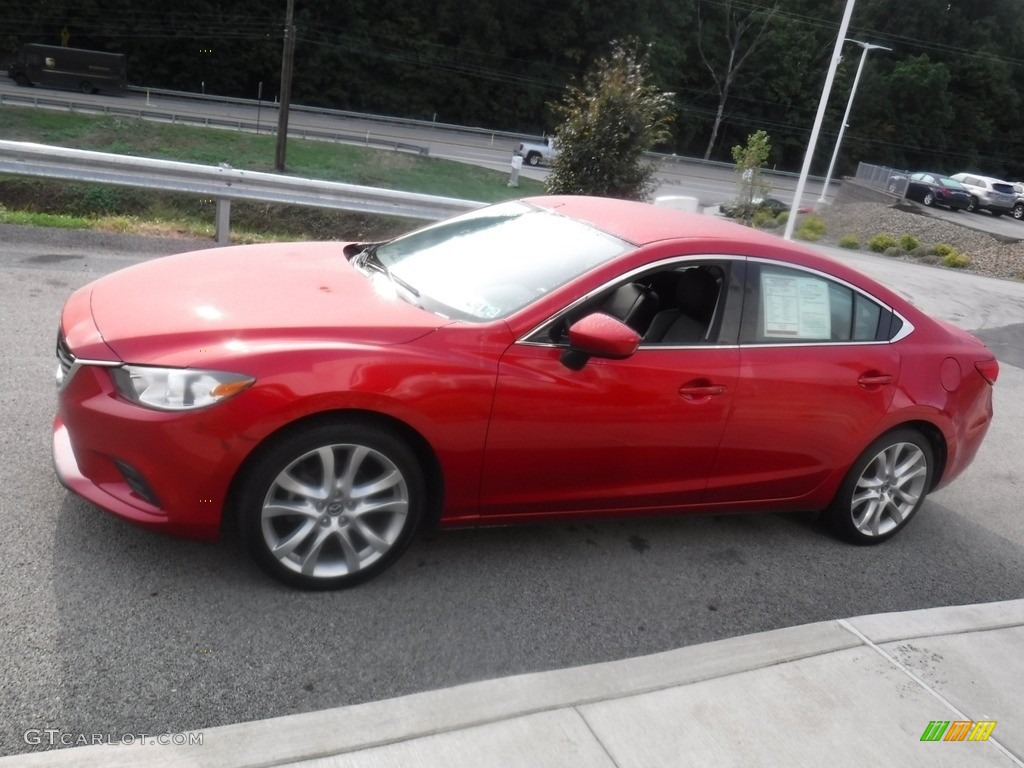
(274, 0, 296, 172)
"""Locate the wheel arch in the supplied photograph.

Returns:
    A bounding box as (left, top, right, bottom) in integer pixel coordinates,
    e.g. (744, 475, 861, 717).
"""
(872, 419, 948, 492)
(222, 408, 445, 536)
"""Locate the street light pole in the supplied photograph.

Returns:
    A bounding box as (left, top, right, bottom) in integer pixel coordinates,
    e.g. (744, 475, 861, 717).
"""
(783, 0, 857, 241)
(818, 40, 892, 204)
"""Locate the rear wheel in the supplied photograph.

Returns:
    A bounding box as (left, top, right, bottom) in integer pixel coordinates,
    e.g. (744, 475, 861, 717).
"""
(1014, 203, 1024, 220)
(526, 152, 541, 166)
(13, 73, 30, 87)
(239, 421, 425, 589)
(79, 81, 94, 94)
(922, 192, 935, 206)
(825, 429, 933, 545)
(966, 196, 978, 213)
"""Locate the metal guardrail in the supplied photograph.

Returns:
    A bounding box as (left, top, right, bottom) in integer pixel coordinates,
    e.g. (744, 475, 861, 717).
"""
(0, 140, 485, 243)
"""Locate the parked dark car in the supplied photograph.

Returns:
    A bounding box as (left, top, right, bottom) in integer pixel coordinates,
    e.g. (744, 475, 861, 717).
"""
(905, 173, 971, 211)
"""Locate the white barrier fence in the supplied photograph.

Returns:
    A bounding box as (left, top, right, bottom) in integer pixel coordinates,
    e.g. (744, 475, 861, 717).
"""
(0, 140, 485, 244)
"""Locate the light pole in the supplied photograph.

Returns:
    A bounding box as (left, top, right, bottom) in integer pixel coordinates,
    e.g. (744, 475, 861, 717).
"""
(783, 0, 857, 240)
(818, 40, 892, 204)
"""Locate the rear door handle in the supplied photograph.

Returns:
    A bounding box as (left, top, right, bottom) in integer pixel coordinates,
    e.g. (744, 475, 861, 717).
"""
(858, 373, 894, 387)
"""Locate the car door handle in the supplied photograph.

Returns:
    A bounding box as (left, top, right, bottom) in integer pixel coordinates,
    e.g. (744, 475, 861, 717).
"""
(678, 384, 727, 398)
(858, 373, 894, 387)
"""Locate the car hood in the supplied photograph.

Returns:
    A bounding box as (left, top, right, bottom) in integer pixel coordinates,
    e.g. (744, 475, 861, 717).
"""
(85, 241, 451, 365)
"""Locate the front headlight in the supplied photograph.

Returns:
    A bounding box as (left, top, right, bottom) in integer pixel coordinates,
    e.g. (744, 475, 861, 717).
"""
(110, 366, 254, 411)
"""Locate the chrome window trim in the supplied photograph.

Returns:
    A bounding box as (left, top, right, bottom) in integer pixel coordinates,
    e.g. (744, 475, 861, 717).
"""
(517, 254, 914, 350)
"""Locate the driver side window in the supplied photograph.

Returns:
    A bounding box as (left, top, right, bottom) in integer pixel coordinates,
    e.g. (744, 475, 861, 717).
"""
(544, 262, 731, 346)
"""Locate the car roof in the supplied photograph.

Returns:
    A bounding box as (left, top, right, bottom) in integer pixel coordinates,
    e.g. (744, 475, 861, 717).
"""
(524, 195, 796, 248)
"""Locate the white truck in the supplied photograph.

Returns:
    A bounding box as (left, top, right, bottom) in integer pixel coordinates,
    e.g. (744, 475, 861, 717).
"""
(514, 137, 559, 166)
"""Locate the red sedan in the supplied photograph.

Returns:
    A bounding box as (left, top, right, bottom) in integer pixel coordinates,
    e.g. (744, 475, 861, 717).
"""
(53, 197, 999, 589)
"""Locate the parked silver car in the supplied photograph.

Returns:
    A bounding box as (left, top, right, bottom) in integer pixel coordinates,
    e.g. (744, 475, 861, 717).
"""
(1011, 183, 1024, 221)
(950, 173, 1016, 216)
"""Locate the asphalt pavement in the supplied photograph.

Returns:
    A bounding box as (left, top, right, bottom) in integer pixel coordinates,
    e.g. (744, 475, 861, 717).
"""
(2, 221, 1023, 766)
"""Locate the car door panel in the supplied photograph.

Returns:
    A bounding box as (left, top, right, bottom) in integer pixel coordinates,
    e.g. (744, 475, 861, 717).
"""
(479, 345, 740, 517)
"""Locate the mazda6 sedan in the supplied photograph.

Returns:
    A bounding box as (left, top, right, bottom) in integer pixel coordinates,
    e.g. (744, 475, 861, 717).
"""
(53, 196, 1000, 589)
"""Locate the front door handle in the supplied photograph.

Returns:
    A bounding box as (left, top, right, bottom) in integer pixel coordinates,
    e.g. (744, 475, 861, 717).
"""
(678, 384, 727, 398)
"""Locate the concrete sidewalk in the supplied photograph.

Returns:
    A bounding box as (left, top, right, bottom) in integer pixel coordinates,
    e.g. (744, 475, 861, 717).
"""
(5, 599, 1022, 767)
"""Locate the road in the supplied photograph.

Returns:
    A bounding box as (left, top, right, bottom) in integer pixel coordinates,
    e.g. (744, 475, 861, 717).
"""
(1, 222, 1023, 756)
(0, 79, 827, 209)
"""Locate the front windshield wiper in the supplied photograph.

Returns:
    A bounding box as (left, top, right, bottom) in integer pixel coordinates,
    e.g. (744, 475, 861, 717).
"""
(355, 246, 420, 300)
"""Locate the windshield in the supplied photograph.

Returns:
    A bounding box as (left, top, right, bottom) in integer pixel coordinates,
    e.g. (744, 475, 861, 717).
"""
(370, 201, 631, 321)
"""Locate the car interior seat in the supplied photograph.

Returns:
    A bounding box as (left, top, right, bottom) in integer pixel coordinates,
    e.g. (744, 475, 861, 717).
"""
(643, 268, 721, 344)
(600, 282, 659, 335)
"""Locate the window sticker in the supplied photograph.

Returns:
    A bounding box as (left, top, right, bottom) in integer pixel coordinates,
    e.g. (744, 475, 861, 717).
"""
(762, 272, 831, 339)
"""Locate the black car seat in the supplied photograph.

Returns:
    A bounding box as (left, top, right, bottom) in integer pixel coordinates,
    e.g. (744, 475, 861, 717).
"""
(643, 268, 720, 344)
(600, 282, 659, 335)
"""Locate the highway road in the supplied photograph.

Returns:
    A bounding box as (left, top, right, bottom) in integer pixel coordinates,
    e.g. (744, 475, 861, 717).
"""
(1, 222, 1023, 756)
(0, 79, 829, 209)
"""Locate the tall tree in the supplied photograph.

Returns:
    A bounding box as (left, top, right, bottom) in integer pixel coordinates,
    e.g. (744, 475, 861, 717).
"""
(696, 0, 778, 160)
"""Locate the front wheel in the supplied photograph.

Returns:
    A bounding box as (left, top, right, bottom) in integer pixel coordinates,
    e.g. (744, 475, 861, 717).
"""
(1013, 203, 1024, 220)
(825, 429, 933, 545)
(239, 422, 425, 589)
(79, 81, 95, 94)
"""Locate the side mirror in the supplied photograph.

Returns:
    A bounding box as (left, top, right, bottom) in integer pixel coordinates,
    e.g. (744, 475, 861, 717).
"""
(560, 312, 640, 371)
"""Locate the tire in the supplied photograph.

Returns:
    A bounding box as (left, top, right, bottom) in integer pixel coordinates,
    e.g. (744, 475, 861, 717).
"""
(526, 152, 541, 166)
(1014, 204, 1024, 220)
(966, 196, 978, 213)
(922, 192, 934, 206)
(13, 73, 30, 87)
(239, 421, 425, 589)
(825, 429, 933, 545)
(80, 81, 94, 94)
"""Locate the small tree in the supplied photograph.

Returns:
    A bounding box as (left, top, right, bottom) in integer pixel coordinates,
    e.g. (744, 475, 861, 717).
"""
(545, 40, 675, 201)
(730, 130, 772, 224)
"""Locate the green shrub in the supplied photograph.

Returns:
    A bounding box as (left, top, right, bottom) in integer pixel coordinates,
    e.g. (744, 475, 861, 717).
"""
(929, 242, 957, 257)
(868, 233, 898, 252)
(899, 234, 920, 251)
(941, 251, 971, 269)
(752, 208, 777, 228)
(775, 210, 789, 226)
(837, 235, 859, 249)
(911, 246, 929, 259)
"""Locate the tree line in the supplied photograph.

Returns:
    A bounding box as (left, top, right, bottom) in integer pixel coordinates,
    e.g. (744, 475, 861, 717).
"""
(4, 0, 1024, 178)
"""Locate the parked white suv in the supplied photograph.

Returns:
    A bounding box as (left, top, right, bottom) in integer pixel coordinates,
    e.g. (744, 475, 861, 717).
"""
(950, 173, 1016, 217)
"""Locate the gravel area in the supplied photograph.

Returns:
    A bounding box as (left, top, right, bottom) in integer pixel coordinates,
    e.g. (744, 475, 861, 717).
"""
(816, 202, 1024, 281)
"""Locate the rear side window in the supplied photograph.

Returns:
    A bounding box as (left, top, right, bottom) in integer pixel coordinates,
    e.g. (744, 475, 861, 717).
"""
(741, 264, 889, 344)
(993, 183, 1015, 194)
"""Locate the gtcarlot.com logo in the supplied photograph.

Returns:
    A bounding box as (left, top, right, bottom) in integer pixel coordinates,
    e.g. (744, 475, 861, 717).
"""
(24, 730, 203, 747)
(920, 720, 997, 742)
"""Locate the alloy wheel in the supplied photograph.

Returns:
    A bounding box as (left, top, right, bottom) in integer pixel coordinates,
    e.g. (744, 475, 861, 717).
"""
(849, 441, 928, 538)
